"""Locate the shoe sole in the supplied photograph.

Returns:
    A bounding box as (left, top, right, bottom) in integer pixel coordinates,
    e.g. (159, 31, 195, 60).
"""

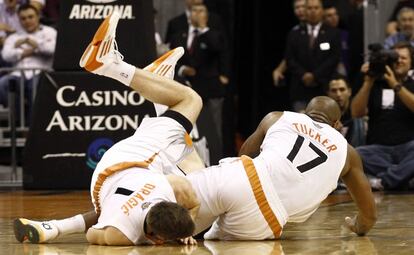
(144, 47, 184, 76)
(13, 218, 41, 244)
(80, 11, 120, 71)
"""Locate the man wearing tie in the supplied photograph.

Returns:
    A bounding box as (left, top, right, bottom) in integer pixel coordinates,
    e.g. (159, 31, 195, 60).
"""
(170, 3, 229, 152)
(285, 0, 341, 112)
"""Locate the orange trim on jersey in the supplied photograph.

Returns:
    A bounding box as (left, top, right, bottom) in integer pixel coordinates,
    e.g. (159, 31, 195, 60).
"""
(93, 153, 158, 215)
(240, 155, 282, 238)
(184, 133, 193, 146)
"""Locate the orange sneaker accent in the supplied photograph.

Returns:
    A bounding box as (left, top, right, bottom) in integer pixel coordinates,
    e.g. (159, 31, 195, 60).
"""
(80, 13, 113, 72)
(146, 49, 175, 73)
(84, 46, 103, 72)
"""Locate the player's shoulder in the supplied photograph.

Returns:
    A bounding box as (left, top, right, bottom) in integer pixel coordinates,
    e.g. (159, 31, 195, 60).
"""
(260, 111, 284, 131)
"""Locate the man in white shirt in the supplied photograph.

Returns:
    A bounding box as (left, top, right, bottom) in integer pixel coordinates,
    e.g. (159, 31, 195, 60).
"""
(0, 0, 23, 67)
(0, 0, 23, 46)
(0, 3, 56, 113)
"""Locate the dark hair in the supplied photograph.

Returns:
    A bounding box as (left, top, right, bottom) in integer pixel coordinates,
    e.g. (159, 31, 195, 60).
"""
(326, 74, 351, 91)
(392, 41, 414, 61)
(322, 1, 336, 10)
(18, 4, 39, 16)
(146, 202, 195, 240)
(191, 3, 208, 10)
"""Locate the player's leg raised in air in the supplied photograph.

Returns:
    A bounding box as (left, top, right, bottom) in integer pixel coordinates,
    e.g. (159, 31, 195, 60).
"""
(79, 11, 202, 125)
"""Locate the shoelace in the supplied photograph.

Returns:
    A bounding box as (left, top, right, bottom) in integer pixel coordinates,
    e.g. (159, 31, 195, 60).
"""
(114, 40, 124, 61)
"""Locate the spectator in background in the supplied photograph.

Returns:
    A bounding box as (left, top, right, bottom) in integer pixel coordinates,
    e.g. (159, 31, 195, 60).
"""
(351, 42, 414, 190)
(321, 0, 354, 28)
(324, 4, 349, 76)
(0, 4, 56, 113)
(0, 0, 23, 67)
(326, 76, 365, 147)
(285, 0, 341, 112)
(386, 0, 414, 36)
(384, 7, 414, 49)
(170, 3, 229, 152)
(272, 0, 307, 86)
(165, 0, 224, 45)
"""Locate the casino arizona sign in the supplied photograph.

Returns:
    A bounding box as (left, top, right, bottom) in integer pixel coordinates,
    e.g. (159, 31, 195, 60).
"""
(45, 85, 149, 132)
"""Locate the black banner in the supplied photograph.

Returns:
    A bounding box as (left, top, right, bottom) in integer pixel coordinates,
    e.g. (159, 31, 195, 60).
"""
(53, 0, 156, 70)
(23, 72, 157, 189)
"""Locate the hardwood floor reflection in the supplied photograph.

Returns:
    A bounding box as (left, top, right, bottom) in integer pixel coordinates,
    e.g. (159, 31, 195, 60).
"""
(1, 190, 414, 254)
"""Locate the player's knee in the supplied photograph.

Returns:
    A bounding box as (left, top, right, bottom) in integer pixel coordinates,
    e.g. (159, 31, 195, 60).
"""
(186, 87, 203, 114)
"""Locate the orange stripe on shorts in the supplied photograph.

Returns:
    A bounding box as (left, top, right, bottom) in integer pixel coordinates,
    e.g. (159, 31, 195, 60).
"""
(240, 155, 282, 238)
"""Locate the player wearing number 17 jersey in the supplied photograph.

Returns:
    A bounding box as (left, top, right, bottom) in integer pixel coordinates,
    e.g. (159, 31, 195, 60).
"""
(188, 96, 377, 240)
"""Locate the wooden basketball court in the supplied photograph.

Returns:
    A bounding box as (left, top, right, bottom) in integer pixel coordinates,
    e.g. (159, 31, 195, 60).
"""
(1, 190, 413, 254)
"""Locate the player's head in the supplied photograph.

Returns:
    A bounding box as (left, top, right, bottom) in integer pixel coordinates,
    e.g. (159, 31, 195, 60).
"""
(305, 96, 341, 127)
(144, 201, 195, 244)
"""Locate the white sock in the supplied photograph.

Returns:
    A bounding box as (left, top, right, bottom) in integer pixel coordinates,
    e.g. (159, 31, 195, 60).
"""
(51, 214, 86, 235)
(103, 60, 136, 86)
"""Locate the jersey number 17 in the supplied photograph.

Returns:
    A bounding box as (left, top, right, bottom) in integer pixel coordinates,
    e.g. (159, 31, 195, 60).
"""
(286, 135, 328, 172)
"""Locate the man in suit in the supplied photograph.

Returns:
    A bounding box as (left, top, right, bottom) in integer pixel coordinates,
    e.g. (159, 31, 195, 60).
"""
(169, 3, 229, 152)
(285, 0, 341, 112)
(165, 0, 223, 45)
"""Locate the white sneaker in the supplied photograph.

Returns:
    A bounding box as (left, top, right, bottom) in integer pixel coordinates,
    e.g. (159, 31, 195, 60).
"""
(143, 47, 184, 79)
(143, 47, 184, 115)
(79, 11, 122, 75)
(13, 218, 59, 243)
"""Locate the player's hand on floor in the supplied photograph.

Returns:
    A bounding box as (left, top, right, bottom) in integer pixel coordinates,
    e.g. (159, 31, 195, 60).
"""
(345, 216, 365, 236)
(178, 236, 197, 245)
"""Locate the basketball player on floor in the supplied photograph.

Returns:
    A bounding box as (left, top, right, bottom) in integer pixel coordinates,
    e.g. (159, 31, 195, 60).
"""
(187, 96, 377, 240)
(14, 12, 377, 244)
(15, 11, 205, 245)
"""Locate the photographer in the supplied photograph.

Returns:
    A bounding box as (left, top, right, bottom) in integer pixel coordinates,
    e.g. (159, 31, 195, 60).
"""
(351, 42, 414, 190)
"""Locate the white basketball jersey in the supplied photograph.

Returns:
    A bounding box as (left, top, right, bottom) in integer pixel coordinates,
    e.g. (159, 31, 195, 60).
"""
(92, 169, 176, 245)
(258, 111, 348, 222)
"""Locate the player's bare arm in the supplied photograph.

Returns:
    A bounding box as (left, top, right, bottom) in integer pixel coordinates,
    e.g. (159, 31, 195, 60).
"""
(340, 144, 377, 236)
(86, 226, 133, 246)
(239, 111, 283, 157)
(166, 175, 201, 220)
(166, 175, 200, 245)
